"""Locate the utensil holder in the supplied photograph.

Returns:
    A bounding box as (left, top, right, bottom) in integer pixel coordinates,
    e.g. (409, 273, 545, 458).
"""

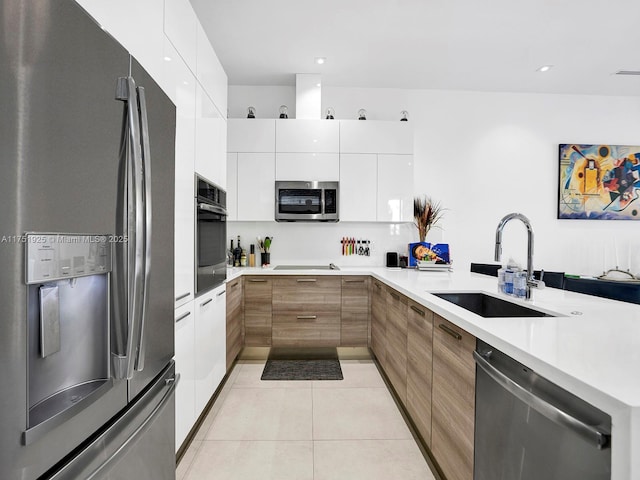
(261, 252, 270, 266)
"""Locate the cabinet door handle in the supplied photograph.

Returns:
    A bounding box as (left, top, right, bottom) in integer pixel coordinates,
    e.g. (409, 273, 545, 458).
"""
(439, 323, 462, 340)
(200, 298, 213, 307)
(296, 278, 317, 282)
(249, 279, 267, 282)
(410, 305, 425, 316)
(175, 292, 190, 301)
(296, 315, 317, 320)
(175, 311, 191, 324)
(217, 290, 226, 297)
(374, 283, 382, 289)
(390, 292, 400, 301)
(344, 279, 365, 283)
(229, 281, 239, 288)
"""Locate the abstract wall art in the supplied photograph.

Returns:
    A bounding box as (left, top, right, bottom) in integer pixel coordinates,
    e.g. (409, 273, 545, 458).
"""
(558, 144, 640, 220)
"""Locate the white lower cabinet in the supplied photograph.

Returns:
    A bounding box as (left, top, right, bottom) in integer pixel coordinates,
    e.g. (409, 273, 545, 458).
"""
(194, 285, 227, 417)
(174, 301, 195, 451)
(377, 154, 413, 222)
(236, 152, 276, 221)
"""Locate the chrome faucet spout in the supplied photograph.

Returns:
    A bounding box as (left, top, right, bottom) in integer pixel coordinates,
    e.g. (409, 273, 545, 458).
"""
(494, 212, 541, 299)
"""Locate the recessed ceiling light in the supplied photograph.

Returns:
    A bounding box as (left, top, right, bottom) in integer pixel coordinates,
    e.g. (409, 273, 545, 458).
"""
(164, 56, 172, 62)
(537, 65, 553, 72)
(315, 57, 326, 65)
(316, 83, 321, 87)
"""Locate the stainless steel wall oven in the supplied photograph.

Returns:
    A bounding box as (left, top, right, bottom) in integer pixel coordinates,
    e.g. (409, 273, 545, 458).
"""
(195, 175, 227, 294)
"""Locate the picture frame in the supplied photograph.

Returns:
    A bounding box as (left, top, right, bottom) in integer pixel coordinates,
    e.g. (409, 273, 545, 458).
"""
(558, 144, 640, 220)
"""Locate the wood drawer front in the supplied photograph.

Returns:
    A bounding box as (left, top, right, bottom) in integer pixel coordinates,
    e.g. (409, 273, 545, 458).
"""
(244, 277, 272, 346)
(272, 312, 340, 346)
(226, 278, 244, 368)
(432, 316, 476, 480)
(273, 276, 341, 312)
(370, 280, 387, 363)
(370, 317, 386, 364)
(341, 311, 368, 346)
(341, 276, 369, 346)
(406, 300, 434, 447)
(341, 276, 370, 311)
(226, 278, 243, 308)
(385, 319, 407, 405)
(386, 288, 408, 331)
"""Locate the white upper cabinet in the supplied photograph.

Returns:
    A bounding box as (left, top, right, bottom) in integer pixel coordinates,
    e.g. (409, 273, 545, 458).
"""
(340, 154, 377, 222)
(75, 0, 165, 82)
(164, 0, 198, 73)
(340, 120, 413, 154)
(228, 119, 276, 153)
(195, 84, 227, 188)
(377, 154, 414, 222)
(237, 153, 276, 221)
(196, 23, 228, 117)
(275, 153, 339, 181)
(226, 153, 238, 221)
(275, 119, 339, 153)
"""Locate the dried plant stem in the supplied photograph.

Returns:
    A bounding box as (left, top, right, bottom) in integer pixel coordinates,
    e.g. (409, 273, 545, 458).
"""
(413, 196, 444, 242)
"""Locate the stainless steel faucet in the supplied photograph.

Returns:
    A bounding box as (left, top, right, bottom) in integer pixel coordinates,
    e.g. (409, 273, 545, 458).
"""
(494, 212, 544, 299)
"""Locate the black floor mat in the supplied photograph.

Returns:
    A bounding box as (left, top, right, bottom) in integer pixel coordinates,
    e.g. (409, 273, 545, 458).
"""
(261, 347, 343, 381)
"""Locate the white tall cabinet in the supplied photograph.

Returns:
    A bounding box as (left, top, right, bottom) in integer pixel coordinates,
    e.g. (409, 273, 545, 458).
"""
(76, 0, 229, 454)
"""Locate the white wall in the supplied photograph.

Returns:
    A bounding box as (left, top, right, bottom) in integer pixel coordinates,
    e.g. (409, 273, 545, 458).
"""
(227, 221, 439, 268)
(228, 85, 640, 276)
(228, 85, 296, 119)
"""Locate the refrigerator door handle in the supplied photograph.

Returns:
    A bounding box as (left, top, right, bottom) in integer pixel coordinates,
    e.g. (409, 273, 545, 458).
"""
(116, 76, 145, 380)
(134, 85, 152, 373)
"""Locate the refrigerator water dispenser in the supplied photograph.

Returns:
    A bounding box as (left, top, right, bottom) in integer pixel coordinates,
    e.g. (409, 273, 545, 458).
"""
(24, 234, 113, 444)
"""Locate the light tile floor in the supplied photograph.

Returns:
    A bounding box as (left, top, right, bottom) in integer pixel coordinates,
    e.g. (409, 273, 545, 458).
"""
(177, 355, 436, 480)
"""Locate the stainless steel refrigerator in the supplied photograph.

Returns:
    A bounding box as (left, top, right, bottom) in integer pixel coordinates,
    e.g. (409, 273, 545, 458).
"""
(1, 1, 177, 479)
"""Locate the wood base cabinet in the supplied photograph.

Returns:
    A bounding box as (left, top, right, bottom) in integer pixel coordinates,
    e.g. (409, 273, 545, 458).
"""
(385, 288, 408, 405)
(341, 276, 370, 346)
(272, 276, 341, 347)
(225, 277, 243, 370)
(406, 300, 434, 448)
(244, 276, 273, 346)
(370, 280, 386, 366)
(431, 316, 476, 480)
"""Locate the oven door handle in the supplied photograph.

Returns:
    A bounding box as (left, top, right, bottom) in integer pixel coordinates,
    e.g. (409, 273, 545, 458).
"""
(197, 203, 228, 216)
(473, 351, 610, 449)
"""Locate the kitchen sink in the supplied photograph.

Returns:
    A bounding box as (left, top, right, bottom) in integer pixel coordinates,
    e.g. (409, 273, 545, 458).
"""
(273, 264, 340, 271)
(431, 292, 555, 318)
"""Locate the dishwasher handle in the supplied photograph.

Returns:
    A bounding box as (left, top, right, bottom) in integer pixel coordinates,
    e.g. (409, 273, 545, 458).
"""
(473, 351, 610, 450)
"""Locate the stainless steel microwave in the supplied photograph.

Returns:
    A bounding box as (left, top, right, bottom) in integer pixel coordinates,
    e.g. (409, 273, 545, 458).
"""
(275, 181, 339, 222)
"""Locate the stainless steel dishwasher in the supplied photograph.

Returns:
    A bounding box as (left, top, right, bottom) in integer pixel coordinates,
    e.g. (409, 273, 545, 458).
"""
(474, 341, 611, 480)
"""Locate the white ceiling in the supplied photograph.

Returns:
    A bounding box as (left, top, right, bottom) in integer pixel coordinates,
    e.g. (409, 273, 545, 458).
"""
(190, 0, 640, 96)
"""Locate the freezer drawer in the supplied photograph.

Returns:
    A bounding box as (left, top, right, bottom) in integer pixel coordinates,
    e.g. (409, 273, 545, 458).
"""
(47, 362, 178, 480)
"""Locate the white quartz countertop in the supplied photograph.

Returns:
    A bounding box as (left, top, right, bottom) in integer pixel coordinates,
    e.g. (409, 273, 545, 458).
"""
(227, 264, 640, 479)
